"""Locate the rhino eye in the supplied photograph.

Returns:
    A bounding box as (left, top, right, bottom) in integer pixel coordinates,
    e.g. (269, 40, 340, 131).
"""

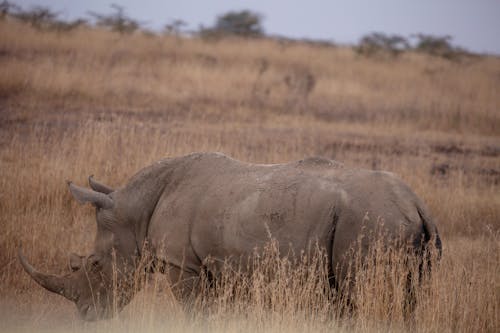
(87, 254, 102, 270)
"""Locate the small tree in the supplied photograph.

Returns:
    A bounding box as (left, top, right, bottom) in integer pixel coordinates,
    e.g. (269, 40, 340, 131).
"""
(164, 19, 186, 36)
(355, 32, 410, 58)
(0, 0, 20, 20)
(12, 5, 59, 29)
(413, 34, 468, 60)
(48, 18, 87, 33)
(201, 10, 263, 38)
(88, 4, 140, 35)
(4, 3, 84, 32)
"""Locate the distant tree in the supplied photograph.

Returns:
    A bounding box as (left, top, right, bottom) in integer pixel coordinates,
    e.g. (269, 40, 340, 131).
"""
(88, 4, 140, 35)
(355, 32, 410, 58)
(200, 10, 263, 39)
(215, 10, 263, 36)
(0, 0, 20, 19)
(413, 34, 469, 60)
(164, 19, 186, 36)
(12, 5, 59, 29)
(3, 2, 85, 33)
(48, 18, 87, 33)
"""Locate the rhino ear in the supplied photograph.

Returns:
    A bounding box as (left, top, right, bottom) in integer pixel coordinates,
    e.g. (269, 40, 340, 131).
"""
(68, 182, 114, 209)
(88, 175, 114, 194)
(69, 253, 84, 272)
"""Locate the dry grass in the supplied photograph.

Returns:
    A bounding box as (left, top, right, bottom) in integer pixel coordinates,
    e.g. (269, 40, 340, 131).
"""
(0, 19, 499, 332)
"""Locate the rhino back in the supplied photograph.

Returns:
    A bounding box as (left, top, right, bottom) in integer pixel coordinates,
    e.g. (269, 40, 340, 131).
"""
(145, 153, 432, 276)
(147, 153, 344, 271)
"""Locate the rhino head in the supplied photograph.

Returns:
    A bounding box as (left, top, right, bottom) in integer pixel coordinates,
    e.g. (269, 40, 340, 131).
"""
(19, 177, 139, 321)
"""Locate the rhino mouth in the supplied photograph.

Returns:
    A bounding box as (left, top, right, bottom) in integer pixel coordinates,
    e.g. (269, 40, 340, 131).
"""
(79, 304, 94, 321)
(79, 304, 104, 321)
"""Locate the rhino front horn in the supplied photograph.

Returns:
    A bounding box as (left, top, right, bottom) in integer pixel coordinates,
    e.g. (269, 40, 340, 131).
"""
(18, 248, 74, 301)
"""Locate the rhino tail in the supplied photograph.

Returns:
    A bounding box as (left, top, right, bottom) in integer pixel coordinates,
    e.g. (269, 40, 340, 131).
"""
(403, 203, 442, 317)
(416, 202, 442, 283)
(417, 203, 442, 258)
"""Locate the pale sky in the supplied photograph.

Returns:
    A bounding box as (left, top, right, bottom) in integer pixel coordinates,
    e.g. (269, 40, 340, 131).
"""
(12, 0, 500, 54)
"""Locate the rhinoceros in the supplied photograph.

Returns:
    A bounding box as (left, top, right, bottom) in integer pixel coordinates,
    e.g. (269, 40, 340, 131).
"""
(19, 152, 441, 321)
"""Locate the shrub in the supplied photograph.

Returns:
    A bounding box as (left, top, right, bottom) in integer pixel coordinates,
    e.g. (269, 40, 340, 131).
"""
(0, 0, 19, 20)
(164, 19, 186, 36)
(413, 34, 470, 60)
(11, 5, 58, 30)
(6, 3, 85, 32)
(355, 32, 410, 58)
(199, 10, 264, 39)
(88, 4, 140, 35)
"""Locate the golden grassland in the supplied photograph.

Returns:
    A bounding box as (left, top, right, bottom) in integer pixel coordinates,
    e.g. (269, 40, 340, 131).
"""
(0, 19, 499, 332)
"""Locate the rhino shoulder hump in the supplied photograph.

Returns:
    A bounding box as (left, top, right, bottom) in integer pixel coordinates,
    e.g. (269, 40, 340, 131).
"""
(295, 156, 344, 169)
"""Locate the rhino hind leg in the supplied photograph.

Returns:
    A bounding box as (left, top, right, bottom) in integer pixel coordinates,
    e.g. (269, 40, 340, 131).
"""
(163, 265, 200, 305)
(329, 211, 434, 319)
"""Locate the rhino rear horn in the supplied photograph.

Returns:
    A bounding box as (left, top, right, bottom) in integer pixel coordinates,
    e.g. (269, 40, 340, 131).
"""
(68, 182, 114, 209)
(88, 175, 114, 194)
(18, 248, 75, 301)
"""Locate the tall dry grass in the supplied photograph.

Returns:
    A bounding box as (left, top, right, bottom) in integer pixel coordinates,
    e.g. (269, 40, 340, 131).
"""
(0, 19, 499, 332)
(1, 20, 499, 134)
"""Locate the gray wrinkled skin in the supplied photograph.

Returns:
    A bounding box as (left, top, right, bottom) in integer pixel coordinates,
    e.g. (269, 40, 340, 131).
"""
(20, 152, 441, 321)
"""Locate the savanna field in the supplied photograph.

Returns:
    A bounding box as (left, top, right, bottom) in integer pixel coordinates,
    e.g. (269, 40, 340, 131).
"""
(0, 19, 499, 332)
